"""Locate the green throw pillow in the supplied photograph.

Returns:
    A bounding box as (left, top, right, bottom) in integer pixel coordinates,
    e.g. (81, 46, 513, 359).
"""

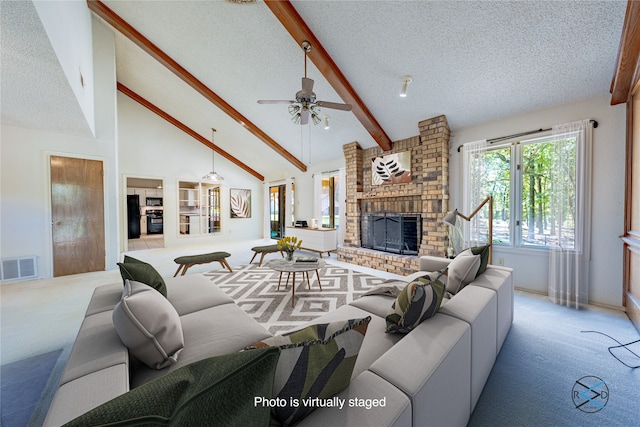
(245, 317, 371, 425)
(385, 272, 446, 334)
(469, 245, 490, 276)
(63, 347, 280, 427)
(117, 256, 167, 298)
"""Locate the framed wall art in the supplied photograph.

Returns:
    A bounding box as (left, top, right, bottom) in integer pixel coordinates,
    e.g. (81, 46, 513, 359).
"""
(372, 151, 411, 185)
(230, 188, 251, 218)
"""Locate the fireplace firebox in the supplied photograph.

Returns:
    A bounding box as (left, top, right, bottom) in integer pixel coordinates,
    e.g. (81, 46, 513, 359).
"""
(361, 211, 421, 255)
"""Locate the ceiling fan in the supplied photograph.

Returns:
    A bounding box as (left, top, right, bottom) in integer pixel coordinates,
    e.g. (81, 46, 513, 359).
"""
(258, 41, 352, 125)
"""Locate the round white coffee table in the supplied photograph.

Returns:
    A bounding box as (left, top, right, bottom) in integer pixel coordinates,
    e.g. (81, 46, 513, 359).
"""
(267, 259, 326, 307)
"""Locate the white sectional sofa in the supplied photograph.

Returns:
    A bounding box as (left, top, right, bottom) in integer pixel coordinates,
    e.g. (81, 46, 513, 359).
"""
(44, 256, 513, 427)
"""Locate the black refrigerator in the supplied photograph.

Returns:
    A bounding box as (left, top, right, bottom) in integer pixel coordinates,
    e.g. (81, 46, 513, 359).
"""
(127, 195, 141, 239)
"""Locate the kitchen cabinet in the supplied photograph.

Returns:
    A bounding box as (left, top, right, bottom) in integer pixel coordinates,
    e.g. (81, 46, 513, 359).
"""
(179, 215, 188, 234)
(145, 189, 162, 198)
(140, 215, 147, 235)
(285, 227, 337, 257)
(179, 214, 200, 234)
(127, 188, 163, 206)
(179, 189, 197, 207)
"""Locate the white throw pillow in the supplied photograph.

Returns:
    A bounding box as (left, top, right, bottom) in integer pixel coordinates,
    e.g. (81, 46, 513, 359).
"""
(446, 250, 481, 294)
(113, 280, 184, 369)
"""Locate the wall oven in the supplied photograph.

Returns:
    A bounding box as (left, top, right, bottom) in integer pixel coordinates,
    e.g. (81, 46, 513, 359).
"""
(147, 210, 163, 234)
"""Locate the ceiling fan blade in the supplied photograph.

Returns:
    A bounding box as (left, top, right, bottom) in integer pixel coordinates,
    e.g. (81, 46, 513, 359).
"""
(257, 100, 295, 104)
(300, 109, 309, 125)
(316, 100, 353, 111)
(301, 77, 314, 96)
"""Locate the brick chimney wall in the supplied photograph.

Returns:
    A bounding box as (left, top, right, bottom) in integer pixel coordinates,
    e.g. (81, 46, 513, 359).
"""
(338, 115, 450, 275)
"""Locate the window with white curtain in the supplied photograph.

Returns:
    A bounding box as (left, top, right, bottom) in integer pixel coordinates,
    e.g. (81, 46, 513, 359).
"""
(465, 125, 591, 251)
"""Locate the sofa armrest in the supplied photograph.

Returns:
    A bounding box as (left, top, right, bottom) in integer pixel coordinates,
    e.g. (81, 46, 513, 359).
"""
(418, 255, 452, 272)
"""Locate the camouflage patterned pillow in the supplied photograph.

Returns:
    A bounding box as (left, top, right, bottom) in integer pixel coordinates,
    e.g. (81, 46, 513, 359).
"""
(385, 272, 446, 334)
(245, 317, 371, 425)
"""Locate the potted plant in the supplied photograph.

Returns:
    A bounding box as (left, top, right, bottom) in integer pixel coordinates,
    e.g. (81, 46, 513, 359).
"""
(277, 236, 302, 262)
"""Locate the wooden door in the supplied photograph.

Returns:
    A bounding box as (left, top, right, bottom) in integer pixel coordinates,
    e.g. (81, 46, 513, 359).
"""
(51, 156, 105, 276)
(611, 1, 640, 332)
(624, 91, 640, 331)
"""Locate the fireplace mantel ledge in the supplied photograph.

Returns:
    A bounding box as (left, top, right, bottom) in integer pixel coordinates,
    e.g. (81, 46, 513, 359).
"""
(356, 190, 423, 199)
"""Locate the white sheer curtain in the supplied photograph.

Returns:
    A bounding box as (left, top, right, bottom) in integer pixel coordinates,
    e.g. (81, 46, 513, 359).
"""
(548, 119, 593, 308)
(462, 139, 489, 250)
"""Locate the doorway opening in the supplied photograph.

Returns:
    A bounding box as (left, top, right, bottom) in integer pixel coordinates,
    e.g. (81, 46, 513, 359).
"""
(269, 184, 286, 239)
(126, 177, 164, 251)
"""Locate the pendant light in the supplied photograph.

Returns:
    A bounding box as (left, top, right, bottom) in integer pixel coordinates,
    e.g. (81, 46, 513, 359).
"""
(202, 128, 224, 183)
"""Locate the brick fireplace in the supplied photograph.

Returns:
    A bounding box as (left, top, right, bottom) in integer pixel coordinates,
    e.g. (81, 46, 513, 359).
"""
(338, 115, 450, 275)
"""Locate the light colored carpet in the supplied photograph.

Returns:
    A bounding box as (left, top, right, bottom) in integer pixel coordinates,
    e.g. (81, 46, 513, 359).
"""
(468, 291, 640, 426)
(205, 263, 393, 334)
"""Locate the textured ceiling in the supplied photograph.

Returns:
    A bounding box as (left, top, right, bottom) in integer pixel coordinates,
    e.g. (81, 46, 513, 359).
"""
(1, 1, 92, 137)
(1, 1, 627, 179)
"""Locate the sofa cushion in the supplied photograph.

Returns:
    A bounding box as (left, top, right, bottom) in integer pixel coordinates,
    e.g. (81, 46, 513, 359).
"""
(385, 272, 446, 334)
(165, 274, 234, 316)
(304, 305, 402, 379)
(117, 255, 167, 298)
(43, 364, 129, 427)
(446, 250, 481, 294)
(245, 316, 371, 426)
(63, 347, 280, 427)
(112, 280, 184, 370)
(131, 302, 272, 388)
(59, 310, 129, 386)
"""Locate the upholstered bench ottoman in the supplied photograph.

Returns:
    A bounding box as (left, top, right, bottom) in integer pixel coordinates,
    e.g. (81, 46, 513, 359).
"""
(173, 251, 232, 276)
(249, 244, 283, 266)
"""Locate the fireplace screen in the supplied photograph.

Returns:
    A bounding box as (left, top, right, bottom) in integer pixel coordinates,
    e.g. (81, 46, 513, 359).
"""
(361, 211, 421, 255)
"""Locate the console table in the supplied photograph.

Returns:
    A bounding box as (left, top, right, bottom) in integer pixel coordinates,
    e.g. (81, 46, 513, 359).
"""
(285, 226, 337, 257)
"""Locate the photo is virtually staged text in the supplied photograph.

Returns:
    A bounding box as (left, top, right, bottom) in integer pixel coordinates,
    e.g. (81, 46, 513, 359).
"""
(254, 396, 386, 410)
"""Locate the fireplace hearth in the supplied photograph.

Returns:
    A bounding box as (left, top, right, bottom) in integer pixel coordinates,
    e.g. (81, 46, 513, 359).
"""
(361, 211, 421, 255)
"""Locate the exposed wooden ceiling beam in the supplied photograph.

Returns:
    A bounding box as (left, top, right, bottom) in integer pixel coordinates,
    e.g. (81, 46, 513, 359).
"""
(87, 0, 306, 172)
(610, 0, 640, 105)
(264, 0, 393, 151)
(118, 82, 265, 181)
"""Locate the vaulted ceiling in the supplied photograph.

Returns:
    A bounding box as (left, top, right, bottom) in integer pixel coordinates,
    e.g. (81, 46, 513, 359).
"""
(1, 0, 627, 180)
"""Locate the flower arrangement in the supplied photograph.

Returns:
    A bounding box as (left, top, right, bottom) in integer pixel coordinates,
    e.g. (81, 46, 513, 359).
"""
(277, 236, 302, 261)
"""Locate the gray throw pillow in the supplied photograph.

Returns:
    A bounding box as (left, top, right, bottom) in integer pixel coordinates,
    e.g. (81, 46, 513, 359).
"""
(113, 280, 184, 369)
(446, 250, 481, 294)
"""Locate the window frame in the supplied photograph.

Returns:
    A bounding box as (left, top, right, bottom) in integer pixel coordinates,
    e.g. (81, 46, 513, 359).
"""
(481, 131, 580, 252)
(178, 180, 222, 237)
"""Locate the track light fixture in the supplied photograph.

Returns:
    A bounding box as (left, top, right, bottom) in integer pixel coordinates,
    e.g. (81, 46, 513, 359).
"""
(400, 75, 413, 98)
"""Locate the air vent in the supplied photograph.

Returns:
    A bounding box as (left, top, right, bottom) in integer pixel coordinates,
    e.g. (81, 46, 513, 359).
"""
(1, 256, 38, 281)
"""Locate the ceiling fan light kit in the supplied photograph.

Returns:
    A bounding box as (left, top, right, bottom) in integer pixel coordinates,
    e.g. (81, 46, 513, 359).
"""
(400, 75, 413, 98)
(258, 41, 352, 125)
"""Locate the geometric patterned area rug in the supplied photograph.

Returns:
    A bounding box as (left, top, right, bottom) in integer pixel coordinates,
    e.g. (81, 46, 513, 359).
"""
(204, 263, 392, 335)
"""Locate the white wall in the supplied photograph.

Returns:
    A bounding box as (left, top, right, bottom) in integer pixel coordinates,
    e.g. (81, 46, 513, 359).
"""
(449, 94, 626, 308)
(0, 16, 118, 280)
(117, 94, 264, 250)
(33, 1, 95, 135)
(271, 157, 344, 223)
